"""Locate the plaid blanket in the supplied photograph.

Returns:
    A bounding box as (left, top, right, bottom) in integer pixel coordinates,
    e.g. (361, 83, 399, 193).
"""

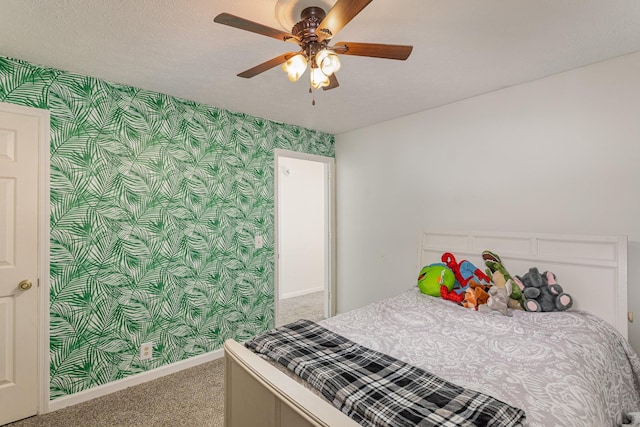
(245, 319, 526, 427)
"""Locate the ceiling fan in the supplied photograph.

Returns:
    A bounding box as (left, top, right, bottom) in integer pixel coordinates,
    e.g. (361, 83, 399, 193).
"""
(213, 0, 413, 96)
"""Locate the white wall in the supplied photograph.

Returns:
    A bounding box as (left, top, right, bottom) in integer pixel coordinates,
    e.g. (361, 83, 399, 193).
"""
(335, 51, 640, 351)
(278, 157, 326, 299)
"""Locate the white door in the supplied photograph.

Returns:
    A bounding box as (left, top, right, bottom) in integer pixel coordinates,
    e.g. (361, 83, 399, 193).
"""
(0, 109, 41, 424)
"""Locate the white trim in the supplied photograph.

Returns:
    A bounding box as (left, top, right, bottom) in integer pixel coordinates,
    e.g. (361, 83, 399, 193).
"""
(326, 154, 336, 320)
(48, 348, 224, 412)
(273, 149, 336, 327)
(0, 102, 51, 416)
(280, 287, 324, 300)
(38, 108, 51, 415)
(274, 149, 335, 164)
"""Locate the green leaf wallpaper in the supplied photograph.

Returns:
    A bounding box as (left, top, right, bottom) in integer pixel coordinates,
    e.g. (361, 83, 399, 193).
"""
(0, 56, 334, 399)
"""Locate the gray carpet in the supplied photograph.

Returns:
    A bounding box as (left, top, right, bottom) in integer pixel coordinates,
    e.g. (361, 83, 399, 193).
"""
(276, 291, 325, 327)
(6, 358, 224, 427)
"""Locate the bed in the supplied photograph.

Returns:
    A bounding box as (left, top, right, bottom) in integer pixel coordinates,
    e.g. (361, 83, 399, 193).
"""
(224, 230, 640, 426)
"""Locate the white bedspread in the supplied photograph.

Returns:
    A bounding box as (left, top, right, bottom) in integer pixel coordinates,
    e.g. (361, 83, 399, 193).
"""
(319, 288, 640, 427)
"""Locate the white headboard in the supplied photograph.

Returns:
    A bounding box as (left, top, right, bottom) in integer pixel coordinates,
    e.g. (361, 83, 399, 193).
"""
(418, 230, 629, 338)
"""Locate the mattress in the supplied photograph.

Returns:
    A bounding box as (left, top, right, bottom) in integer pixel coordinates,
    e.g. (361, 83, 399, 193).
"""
(314, 287, 640, 427)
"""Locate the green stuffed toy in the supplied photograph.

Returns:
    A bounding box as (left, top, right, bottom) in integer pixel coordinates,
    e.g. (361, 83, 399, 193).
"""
(417, 263, 455, 297)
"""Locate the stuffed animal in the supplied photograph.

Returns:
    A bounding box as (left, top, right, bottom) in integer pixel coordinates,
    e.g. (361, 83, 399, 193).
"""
(417, 263, 455, 297)
(482, 250, 524, 308)
(490, 270, 522, 310)
(461, 280, 491, 310)
(479, 275, 513, 316)
(482, 250, 512, 280)
(514, 267, 573, 312)
(441, 252, 491, 296)
(440, 284, 465, 303)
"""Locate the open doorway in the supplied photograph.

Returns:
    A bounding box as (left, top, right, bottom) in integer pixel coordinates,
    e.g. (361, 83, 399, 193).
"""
(274, 149, 335, 327)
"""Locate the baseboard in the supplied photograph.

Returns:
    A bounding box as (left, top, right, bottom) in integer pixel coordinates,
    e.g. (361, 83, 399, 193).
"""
(280, 287, 324, 300)
(46, 348, 224, 413)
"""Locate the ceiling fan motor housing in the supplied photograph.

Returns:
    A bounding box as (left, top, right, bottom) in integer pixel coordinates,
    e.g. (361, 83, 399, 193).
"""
(292, 7, 327, 43)
(292, 7, 331, 62)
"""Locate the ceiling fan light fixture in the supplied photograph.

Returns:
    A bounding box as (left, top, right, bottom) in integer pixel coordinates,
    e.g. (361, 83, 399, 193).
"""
(316, 49, 341, 76)
(282, 54, 308, 82)
(215, 0, 413, 95)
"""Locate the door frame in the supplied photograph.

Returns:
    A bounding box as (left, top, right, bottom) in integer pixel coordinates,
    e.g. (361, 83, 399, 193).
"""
(0, 102, 51, 414)
(273, 149, 336, 324)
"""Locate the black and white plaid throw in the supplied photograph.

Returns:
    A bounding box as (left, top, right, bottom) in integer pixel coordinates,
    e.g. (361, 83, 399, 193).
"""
(245, 319, 526, 427)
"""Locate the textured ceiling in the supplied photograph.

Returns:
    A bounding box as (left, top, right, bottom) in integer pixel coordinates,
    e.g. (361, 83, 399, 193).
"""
(1, 0, 639, 134)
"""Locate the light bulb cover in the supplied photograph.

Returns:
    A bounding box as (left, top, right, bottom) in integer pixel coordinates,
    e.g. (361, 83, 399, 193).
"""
(316, 49, 341, 76)
(310, 67, 330, 89)
(282, 54, 308, 82)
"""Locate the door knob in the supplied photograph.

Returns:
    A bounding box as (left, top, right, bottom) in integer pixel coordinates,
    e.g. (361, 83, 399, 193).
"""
(18, 280, 32, 291)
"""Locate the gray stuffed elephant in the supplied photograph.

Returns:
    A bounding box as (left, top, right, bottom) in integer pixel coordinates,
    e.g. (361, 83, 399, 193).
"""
(514, 267, 573, 312)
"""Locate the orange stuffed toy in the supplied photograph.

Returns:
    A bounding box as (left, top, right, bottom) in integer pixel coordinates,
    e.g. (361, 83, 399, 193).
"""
(461, 280, 491, 310)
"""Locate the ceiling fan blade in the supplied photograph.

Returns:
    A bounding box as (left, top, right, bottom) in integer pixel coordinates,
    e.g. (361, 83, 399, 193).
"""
(214, 13, 299, 43)
(332, 42, 413, 60)
(323, 74, 340, 90)
(237, 52, 299, 78)
(316, 0, 373, 42)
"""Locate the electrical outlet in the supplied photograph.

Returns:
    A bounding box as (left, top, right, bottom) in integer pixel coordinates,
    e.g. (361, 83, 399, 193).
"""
(140, 342, 153, 360)
(254, 235, 264, 249)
